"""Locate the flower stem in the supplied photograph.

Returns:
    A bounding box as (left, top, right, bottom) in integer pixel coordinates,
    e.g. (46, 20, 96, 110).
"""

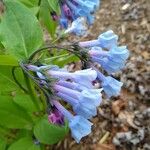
(23, 73, 41, 111)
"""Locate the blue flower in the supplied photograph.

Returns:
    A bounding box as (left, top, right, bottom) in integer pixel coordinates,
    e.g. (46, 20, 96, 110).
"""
(48, 68, 97, 88)
(69, 115, 93, 143)
(96, 70, 123, 97)
(108, 46, 129, 63)
(98, 30, 118, 49)
(53, 100, 93, 143)
(89, 46, 129, 73)
(54, 84, 102, 119)
(58, 0, 100, 28)
(79, 30, 118, 48)
(64, 17, 87, 36)
(102, 76, 123, 98)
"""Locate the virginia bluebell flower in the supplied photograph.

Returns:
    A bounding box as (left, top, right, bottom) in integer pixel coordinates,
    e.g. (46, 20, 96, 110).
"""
(58, 0, 100, 28)
(53, 100, 93, 143)
(79, 30, 118, 49)
(64, 17, 87, 36)
(96, 69, 123, 97)
(89, 46, 129, 73)
(54, 84, 102, 119)
(47, 68, 97, 88)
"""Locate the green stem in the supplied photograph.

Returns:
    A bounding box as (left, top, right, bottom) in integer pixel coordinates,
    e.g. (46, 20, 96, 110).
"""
(23, 73, 41, 111)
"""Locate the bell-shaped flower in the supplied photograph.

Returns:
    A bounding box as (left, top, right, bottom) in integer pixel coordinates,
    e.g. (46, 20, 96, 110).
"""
(53, 100, 93, 143)
(97, 30, 118, 49)
(96, 70, 123, 97)
(69, 115, 93, 143)
(47, 68, 97, 88)
(89, 46, 129, 73)
(108, 46, 129, 63)
(101, 76, 123, 98)
(79, 30, 118, 49)
(64, 17, 87, 36)
(54, 84, 102, 119)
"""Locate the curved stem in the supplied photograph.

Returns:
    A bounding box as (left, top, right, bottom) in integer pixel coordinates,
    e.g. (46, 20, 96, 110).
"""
(23, 72, 41, 111)
(12, 67, 29, 93)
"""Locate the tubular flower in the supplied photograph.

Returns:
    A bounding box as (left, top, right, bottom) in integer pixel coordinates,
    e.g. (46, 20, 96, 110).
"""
(46, 68, 97, 88)
(54, 83, 102, 119)
(53, 100, 93, 143)
(58, 0, 100, 28)
(91, 67, 123, 98)
(89, 46, 129, 73)
(79, 30, 118, 48)
(79, 30, 129, 73)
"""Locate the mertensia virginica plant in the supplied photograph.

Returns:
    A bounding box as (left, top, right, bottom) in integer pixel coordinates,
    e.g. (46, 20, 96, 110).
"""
(0, 0, 129, 148)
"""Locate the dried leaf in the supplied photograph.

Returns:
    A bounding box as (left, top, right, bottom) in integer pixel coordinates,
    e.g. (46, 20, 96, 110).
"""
(92, 144, 116, 150)
(112, 99, 126, 115)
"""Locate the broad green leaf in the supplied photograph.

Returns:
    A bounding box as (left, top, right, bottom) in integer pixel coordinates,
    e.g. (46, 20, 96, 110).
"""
(0, 55, 18, 66)
(0, 66, 25, 94)
(16, 0, 33, 7)
(0, 138, 6, 150)
(13, 94, 37, 113)
(8, 137, 40, 150)
(0, 0, 43, 60)
(39, 0, 57, 38)
(34, 116, 68, 144)
(30, 7, 40, 15)
(0, 96, 33, 129)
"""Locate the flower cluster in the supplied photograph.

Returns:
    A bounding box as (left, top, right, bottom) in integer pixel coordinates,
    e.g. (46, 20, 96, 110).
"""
(28, 65, 102, 143)
(58, 0, 100, 28)
(26, 30, 129, 143)
(79, 30, 129, 74)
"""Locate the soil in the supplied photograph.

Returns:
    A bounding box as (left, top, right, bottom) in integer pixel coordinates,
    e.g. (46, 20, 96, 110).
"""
(51, 0, 150, 149)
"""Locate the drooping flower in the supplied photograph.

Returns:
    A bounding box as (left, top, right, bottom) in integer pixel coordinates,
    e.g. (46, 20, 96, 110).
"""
(64, 17, 87, 36)
(46, 68, 97, 88)
(89, 46, 129, 73)
(79, 30, 118, 49)
(95, 68, 123, 97)
(54, 84, 102, 119)
(53, 100, 93, 143)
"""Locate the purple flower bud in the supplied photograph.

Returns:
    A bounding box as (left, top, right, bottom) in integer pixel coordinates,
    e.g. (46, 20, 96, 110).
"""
(48, 108, 64, 125)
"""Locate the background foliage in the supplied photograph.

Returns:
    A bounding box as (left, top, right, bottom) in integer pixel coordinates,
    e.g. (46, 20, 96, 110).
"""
(0, 0, 70, 149)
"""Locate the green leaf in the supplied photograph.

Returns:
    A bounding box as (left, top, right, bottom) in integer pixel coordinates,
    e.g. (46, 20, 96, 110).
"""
(0, 0, 43, 60)
(30, 7, 40, 15)
(47, 0, 60, 13)
(0, 66, 25, 94)
(13, 94, 37, 113)
(39, 0, 57, 38)
(0, 138, 6, 150)
(8, 137, 41, 150)
(0, 55, 18, 66)
(0, 96, 33, 129)
(34, 116, 68, 144)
